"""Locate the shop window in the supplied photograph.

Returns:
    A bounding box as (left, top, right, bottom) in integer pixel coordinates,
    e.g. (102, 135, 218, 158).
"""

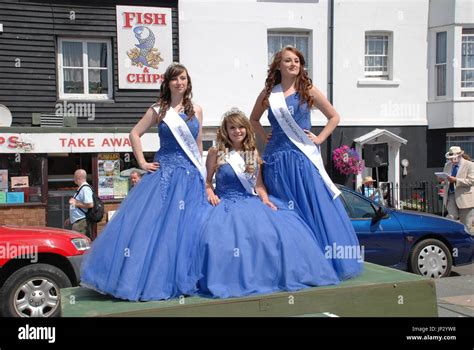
(0, 154, 46, 204)
(48, 153, 93, 191)
(96, 152, 155, 200)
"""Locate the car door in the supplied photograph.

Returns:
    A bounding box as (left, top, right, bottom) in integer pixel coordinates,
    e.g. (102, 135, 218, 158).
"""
(339, 189, 406, 267)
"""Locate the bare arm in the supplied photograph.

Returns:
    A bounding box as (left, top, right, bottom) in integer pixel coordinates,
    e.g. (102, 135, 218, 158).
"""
(194, 104, 204, 156)
(73, 201, 94, 209)
(129, 107, 160, 172)
(205, 147, 220, 206)
(249, 90, 269, 143)
(255, 154, 277, 210)
(307, 86, 340, 145)
(68, 189, 94, 209)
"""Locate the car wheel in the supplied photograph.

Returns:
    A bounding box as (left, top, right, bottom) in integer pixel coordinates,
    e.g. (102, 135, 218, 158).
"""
(409, 239, 452, 278)
(0, 263, 72, 317)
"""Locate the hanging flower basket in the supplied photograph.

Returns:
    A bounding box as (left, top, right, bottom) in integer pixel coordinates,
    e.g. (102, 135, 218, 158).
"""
(332, 145, 364, 176)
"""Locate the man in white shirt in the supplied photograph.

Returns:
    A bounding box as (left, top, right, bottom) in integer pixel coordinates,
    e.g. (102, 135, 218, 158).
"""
(64, 169, 94, 238)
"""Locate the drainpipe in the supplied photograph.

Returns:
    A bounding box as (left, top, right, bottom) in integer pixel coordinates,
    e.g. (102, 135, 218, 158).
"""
(327, 0, 335, 177)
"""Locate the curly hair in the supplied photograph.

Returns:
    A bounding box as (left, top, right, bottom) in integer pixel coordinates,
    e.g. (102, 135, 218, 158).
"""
(262, 46, 315, 109)
(156, 63, 194, 121)
(215, 109, 261, 174)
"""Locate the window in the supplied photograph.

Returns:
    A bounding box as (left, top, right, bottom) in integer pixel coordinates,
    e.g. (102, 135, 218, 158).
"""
(340, 190, 377, 219)
(0, 154, 47, 204)
(365, 33, 390, 79)
(435, 32, 447, 97)
(202, 140, 215, 152)
(48, 153, 92, 192)
(447, 134, 474, 159)
(461, 29, 474, 97)
(268, 31, 311, 73)
(202, 138, 216, 165)
(58, 38, 113, 100)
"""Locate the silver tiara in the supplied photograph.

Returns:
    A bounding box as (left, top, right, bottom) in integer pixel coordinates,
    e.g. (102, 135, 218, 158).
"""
(221, 107, 246, 119)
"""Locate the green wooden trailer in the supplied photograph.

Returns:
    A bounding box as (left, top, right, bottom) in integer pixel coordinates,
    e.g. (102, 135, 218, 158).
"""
(61, 262, 438, 317)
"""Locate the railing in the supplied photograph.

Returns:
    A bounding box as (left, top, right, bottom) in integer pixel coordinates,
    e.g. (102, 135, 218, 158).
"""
(373, 181, 445, 215)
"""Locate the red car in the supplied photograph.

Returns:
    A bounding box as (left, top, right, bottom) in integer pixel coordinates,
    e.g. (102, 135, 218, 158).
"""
(0, 225, 90, 317)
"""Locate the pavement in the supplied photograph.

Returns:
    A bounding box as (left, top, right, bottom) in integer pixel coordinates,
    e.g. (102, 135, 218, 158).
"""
(435, 263, 474, 317)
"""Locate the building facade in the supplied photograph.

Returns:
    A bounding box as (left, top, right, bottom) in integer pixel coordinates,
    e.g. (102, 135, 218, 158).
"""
(0, 0, 179, 234)
(0, 0, 473, 230)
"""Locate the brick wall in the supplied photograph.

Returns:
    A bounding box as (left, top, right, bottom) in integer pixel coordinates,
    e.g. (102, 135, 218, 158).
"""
(0, 205, 46, 226)
(0, 202, 121, 237)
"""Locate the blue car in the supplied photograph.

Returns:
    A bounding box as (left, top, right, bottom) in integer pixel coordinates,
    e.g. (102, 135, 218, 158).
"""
(338, 186, 474, 278)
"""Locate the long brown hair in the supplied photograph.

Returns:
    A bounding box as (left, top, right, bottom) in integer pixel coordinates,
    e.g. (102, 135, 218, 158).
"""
(156, 63, 194, 121)
(215, 109, 260, 173)
(262, 46, 315, 109)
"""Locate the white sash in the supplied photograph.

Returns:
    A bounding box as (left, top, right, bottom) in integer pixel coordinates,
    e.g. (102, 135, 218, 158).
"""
(268, 84, 341, 199)
(153, 105, 206, 180)
(226, 151, 257, 196)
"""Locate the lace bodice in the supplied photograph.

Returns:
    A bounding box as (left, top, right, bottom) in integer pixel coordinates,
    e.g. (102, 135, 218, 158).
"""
(152, 113, 201, 199)
(215, 163, 255, 201)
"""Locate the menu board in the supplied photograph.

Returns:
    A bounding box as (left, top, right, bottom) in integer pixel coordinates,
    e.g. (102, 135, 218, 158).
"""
(98, 153, 128, 199)
(11, 176, 29, 189)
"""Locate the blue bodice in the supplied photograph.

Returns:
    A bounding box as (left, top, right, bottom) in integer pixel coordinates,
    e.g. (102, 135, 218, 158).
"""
(215, 163, 254, 201)
(154, 112, 199, 168)
(264, 93, 311, 156)
(150, 113, 202, 200)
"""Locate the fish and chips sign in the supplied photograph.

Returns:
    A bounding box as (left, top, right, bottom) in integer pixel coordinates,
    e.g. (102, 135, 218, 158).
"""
(116, 6, 173, 89)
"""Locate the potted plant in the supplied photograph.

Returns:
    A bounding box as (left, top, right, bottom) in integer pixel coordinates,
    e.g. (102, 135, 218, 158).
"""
(332, 145, 364, 176)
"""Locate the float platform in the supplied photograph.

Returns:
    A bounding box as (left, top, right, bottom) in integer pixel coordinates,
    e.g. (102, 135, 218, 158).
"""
(61, 262, 438, 317)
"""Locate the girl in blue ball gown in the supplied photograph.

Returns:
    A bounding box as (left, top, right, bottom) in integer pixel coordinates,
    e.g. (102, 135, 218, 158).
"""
(250, 46, 363, 280)
(196, 108, 340, 298)
(80, 63, 209, 301)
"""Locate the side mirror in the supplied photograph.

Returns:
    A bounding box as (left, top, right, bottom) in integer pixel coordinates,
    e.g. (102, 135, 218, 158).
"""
(374, 206, 387, 221)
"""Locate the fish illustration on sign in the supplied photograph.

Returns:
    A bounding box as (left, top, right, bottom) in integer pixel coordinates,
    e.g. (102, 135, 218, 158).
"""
(127, 25, 163, 69)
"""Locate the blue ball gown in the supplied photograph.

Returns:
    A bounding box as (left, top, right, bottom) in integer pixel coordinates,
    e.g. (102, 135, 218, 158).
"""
(80, 112, 209, 301)
(195, 160, 340, 298)
(263, 93, 363, 280)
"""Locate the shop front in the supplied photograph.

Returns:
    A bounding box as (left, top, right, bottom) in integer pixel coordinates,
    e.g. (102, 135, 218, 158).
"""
(0, 128, 159, 236)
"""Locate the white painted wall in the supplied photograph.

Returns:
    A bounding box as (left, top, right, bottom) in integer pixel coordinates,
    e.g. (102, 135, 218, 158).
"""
(454, 102, 474, 127)
(179, 0, 471, 130)
(455, 0, 474, 24)
(332, 0, 429, 126)
(427, 0, 474, 129)
(426, 101, 454, 129)
(179, 0, 329, 127)
(428, 0, 455, 27)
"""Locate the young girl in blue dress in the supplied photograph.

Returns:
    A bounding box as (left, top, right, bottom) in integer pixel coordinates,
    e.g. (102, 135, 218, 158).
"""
(196, 108, 340, 298)
(249, 46, 363, 280)
(80, 63, 209, 301)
